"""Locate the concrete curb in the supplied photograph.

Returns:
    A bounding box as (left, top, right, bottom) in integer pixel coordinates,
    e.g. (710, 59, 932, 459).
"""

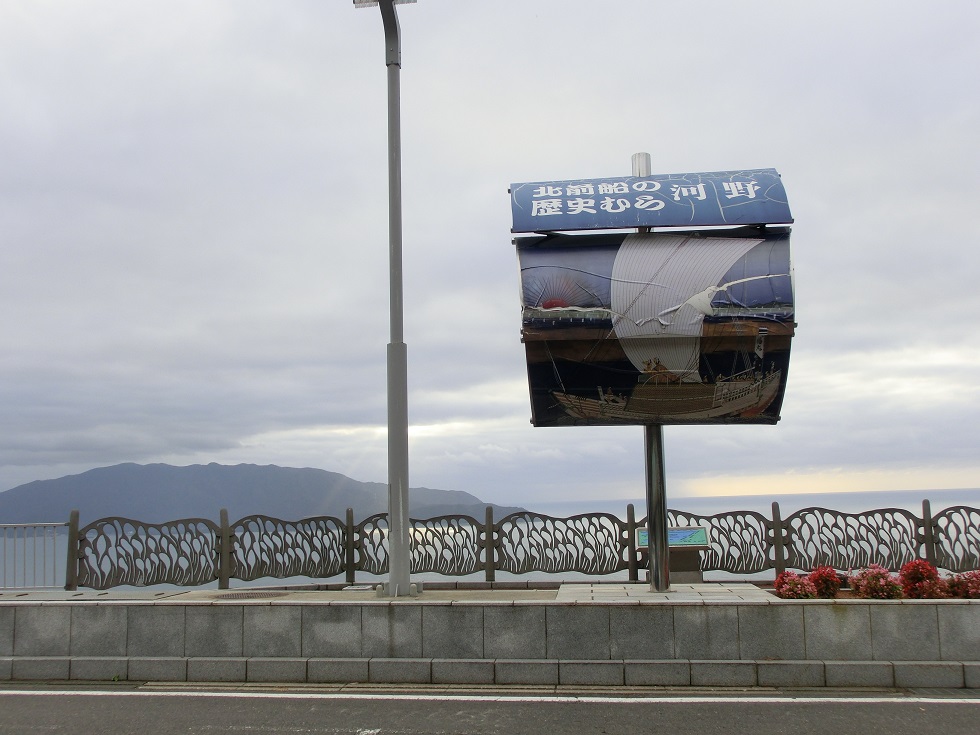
(1, 656, 979, 688)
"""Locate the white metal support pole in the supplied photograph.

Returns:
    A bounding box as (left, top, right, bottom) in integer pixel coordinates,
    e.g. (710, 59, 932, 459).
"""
(632, 152, 670, 592)
(379, 0, 411, 596)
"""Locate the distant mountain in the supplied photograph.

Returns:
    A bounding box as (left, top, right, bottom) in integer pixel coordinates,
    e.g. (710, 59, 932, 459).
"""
(0, 463, 525, 525)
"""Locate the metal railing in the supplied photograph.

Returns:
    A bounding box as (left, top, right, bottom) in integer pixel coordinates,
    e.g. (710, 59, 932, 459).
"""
(1, 522, 68, 589)
(59, 499, 980, 591)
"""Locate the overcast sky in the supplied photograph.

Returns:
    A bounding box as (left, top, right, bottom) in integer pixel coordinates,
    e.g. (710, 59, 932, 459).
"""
(1, 1, 978, 508)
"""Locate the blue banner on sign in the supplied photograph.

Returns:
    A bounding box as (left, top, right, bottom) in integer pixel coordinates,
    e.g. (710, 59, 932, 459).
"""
(510, 168, 792, 233)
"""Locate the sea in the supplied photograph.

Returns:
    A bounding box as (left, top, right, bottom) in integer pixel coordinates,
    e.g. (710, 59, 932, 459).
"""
(525, 487, 980, 520)
(3, 488, 978, 590)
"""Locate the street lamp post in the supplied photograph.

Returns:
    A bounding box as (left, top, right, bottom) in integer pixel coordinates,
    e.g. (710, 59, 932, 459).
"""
(354, 0, 415, 597)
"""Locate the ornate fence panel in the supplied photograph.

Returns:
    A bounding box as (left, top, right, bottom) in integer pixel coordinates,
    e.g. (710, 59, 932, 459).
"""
(495, 512, 628, 575)
(411, 515, 483, 576)
(76, 517, 220, 589)
(355, 514, 487, 576)
(783, 507, 921, 572)
(230, 515, 346, 582)
(661, 509, 775, 574)
(355, 513, 389, 576)
(933, 506, 980, 573)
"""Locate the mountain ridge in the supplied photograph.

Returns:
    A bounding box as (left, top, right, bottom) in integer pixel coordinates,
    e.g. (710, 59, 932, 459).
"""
(0, 463, 525, 524)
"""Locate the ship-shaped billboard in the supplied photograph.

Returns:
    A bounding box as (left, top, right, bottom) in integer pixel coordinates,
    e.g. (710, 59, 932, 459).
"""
(517, 226, 794, 426)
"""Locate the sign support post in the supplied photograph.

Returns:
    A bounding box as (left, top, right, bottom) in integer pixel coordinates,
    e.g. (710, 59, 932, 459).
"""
(644, 425, 670, 591)
(632, 152, 670, 592)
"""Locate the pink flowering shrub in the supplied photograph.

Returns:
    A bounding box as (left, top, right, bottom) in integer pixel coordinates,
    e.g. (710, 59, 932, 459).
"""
(807, 565, 843, 598)
(849, 564, 903, 599)
(774, 571, 817, 599)
(948, 570, 980, 599)
(899, 559, 951, 599)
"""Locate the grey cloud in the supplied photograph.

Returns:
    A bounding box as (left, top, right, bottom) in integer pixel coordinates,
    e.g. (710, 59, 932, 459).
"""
(2, 1, 978, 504)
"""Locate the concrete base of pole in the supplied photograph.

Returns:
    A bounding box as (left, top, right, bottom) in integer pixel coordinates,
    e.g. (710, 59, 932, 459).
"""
(386, 342, 411, 596)
(377, 582, 420, 598)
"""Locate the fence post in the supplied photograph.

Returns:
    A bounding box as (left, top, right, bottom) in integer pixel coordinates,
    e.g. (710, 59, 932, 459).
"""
(921, 499, 937, 566)
(626, 503, 638, 582)
(346, 508, 357, 586)
(218, 508, 232, 590)
(484, 506, 496, 583)
(64, 509, 80, 591)
(771, 501, 786, 576)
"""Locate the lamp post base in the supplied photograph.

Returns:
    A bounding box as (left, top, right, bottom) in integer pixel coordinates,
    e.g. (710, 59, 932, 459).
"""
(376, 582, 422, 598)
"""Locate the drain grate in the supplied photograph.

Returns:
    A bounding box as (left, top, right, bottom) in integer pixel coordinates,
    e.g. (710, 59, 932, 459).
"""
(218, 591, 288, 600)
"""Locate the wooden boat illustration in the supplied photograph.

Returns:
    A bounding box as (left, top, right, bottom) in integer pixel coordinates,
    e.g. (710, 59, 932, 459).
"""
(552, 366, 782, 423)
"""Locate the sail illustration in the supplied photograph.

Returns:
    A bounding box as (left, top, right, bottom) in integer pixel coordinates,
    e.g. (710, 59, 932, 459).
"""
(516, 227, 795, 427)
(611, 234, 763, 382)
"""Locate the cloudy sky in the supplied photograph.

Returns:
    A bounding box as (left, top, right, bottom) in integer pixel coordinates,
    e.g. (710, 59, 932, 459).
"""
(2, 1, 978, 508)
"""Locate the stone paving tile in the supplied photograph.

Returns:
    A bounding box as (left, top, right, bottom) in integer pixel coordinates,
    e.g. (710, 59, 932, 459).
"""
(554, 583, 777, 603)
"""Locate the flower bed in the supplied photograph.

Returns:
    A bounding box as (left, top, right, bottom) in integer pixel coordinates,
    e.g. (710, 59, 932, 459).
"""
(773, 560, 980, 599)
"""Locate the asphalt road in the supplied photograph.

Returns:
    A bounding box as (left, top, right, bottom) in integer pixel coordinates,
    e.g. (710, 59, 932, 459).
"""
(1, 685, 979, 735)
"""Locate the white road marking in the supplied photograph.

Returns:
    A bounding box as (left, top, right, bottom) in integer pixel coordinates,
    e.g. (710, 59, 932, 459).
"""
(0, 689, 978, 705)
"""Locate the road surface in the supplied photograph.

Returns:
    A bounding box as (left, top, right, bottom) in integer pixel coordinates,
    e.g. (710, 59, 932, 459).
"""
(1, 684, 978, 734)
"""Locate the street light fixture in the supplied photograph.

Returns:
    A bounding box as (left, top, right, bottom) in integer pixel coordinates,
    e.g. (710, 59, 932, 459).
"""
(354, 0, 415, 596)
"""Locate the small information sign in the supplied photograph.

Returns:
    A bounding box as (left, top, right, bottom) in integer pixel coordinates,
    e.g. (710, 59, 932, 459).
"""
(636, 526, 710, 549)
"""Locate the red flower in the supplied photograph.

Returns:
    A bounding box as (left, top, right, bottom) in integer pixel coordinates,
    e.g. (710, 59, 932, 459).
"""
(807, 565, 843, 598)
(899, 560, 950, 599)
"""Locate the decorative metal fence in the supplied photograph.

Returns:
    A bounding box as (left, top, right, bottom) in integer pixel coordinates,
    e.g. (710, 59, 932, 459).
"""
(495, 512, 629, 577)
(932, 505, 980, 572)
(62, 500, 980, 590)
(68, 512, 220, 590)
(666, 509, 773, 575)
(230, 512, 347, 583)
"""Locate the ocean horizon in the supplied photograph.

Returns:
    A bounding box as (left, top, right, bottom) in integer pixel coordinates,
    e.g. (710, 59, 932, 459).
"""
(524, 487, 980, 520)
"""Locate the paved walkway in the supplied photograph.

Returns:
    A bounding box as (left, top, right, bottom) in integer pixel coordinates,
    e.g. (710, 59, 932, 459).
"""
(554, 582, 776, 602)
(0, 582, 777, 603)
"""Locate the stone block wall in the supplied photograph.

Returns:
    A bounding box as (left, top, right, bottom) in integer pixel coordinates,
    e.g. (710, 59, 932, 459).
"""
(2, 598, 979, 687)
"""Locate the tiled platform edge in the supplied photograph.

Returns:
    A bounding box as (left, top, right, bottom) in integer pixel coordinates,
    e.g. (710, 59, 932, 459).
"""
(1, 657, 978, 688)
(2, 600, 979, 687)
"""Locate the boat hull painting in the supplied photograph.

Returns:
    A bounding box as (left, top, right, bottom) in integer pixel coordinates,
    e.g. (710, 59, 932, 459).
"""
(517, 228, 795, 427)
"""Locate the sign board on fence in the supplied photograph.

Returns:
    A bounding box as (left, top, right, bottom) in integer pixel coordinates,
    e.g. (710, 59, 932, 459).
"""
(510, 168, 792, 233)
(517, 227, 795, 426)
(636, 527, 710, 549)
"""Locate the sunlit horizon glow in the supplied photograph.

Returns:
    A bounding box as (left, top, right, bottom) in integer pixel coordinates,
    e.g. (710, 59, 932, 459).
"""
(675, 468, 980, 499)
